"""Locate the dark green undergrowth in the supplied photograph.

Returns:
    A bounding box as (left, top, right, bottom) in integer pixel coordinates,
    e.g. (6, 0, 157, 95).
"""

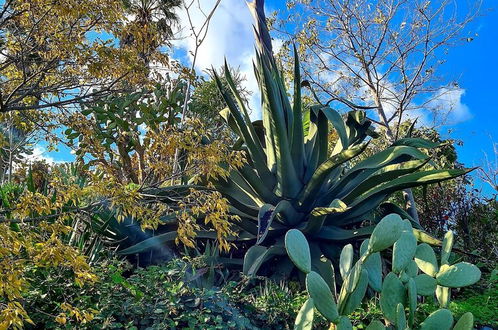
(23, 258, 497, 329)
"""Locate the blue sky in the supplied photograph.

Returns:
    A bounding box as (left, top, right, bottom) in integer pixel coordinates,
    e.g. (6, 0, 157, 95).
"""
(36, 0, 497, 194)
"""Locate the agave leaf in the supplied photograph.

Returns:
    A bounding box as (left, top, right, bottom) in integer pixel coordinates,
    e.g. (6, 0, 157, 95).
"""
(300, 143, 369, 206)
(256, 200, 296, 243)
(243, 244, 286, 277)
(353, 169, 472, 207)
(259, 58, 300, 197)
(213, 70, 274, 186)
(306, 271, 339, 322)
(285, 229, 312, 274)
(294, 298, 314, 330)
(219, 108, 241, 136)
(311, 199, 348, 217)
(414, 243, 439, 277)
(310, 243, 336, 295)
(436, 262, 481, 288)
(290, 45, 305, 178)
(420, 309, 454, 330)
(320, 106, 348, 154)
(392, 137, 440, 149)
(316, 225, 375, 241)
(343, 159, 429, 204)
(117, 231, 177, 255)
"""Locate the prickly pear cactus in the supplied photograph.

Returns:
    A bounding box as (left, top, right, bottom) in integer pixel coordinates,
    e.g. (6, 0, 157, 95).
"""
(284, 213, 481, 330)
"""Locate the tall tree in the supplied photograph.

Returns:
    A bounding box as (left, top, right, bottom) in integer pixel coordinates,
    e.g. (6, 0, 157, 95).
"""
(0, 0, 181, 114)
(275, 0, 480, 223)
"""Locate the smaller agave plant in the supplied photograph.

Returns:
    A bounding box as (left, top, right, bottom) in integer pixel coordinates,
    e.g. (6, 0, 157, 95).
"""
(286, 213, 481, 329)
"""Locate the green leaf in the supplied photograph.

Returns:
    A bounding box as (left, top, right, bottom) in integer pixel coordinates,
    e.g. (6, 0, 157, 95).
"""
(380, 272, 406, 323)
(420, 309, 453, 330)
(452, 312, 474, 330)
(414, 274, 437, 296)
(290, 45, 305, 179)
(300, 143, 368, 205)
(294, 298, 314, 330)
(118, 231, 177, 255)
(368, 214, 404, 253)
(306, 271, 339, 322)
(353, 169, 472, 208)
(285, 229, 312, 274)
(414, 243, 439, 277)
(436, 262, 481, 288)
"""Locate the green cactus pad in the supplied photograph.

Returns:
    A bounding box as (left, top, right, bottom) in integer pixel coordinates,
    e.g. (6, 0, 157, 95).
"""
(407, 278, 417, 328)
(306, 271, 339, 322)
(420, 309, 454, 330)
(336, 316, 353, 330)
(380, 272, 406, 323)
(406, 260, 419, 278)
(294, 298, 314, 330)
(395, 303, 407, 330)
(452, 312, 474, 330)
(366, 320, 386, 330)
(414, 243, 439, 277)
(340, 269, 369, 315)
(340, 243, 354, 280)
(285, 229, 312, 274)
(360, 239, 382, 292)
(436, 262, 481, 288)
(414, 274, 437, 296)
(368, 214, 403, 253)
(393, 231, 417, 273)
(441, 231, 454, 266)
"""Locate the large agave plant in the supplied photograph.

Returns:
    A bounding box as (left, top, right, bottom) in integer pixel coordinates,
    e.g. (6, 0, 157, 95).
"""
(120, 0, 469, 276)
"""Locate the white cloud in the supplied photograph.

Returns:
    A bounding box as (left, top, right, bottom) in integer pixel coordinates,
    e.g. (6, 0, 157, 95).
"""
(173, 0, 265, 119)
(25, 146, 60, 164)
(427, 87, 472, 125)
